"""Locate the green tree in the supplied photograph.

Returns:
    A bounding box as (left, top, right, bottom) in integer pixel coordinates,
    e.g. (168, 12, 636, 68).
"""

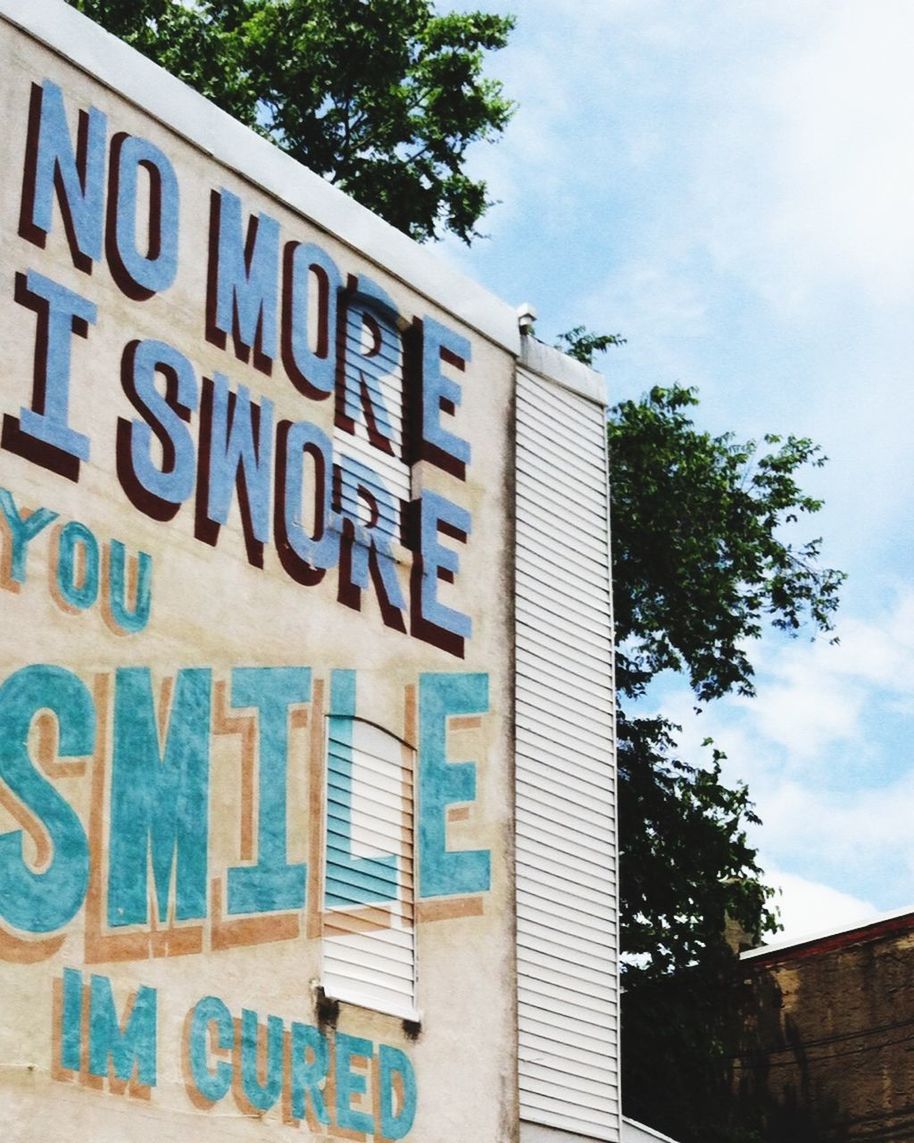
(611, 388, 841, 1142)
(563, 330, 844, 1141)
(610, 382, 842, 968)
(69, 0, 514, 242)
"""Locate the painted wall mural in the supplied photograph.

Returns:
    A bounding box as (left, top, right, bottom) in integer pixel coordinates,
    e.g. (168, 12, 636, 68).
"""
(8, 78, 477, 659)
(0, 14, 515, 1140)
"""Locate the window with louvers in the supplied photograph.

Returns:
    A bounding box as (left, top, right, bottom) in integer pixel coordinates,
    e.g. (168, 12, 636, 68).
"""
(322, 285, 416, 1019)
(322, 710, 417, 1020)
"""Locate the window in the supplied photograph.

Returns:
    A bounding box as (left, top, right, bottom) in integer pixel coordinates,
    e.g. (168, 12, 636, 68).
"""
(321, 685, 417, 1020)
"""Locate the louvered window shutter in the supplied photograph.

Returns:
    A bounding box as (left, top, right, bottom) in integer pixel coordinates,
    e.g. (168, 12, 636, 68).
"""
(322, 713, 418, 1020)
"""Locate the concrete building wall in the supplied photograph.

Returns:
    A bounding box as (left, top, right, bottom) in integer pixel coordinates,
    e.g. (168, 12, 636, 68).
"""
(0, 4, 523, 1139)
(0, 6, 626, 1142)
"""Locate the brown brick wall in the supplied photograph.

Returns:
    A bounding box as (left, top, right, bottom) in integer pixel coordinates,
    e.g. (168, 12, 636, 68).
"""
(736, 918, 914, 1142)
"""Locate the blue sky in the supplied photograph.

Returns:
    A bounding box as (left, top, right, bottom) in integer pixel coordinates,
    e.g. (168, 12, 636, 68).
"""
(442, 0, 914, 941)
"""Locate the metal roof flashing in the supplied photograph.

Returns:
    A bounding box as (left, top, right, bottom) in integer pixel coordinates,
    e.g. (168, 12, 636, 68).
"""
(0, 0, 521, 356)
(519, 335, 608, 408)
(741, 903, 914, 963)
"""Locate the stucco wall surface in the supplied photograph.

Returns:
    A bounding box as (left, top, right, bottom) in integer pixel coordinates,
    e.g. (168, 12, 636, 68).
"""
(0, 8, 518, 1141)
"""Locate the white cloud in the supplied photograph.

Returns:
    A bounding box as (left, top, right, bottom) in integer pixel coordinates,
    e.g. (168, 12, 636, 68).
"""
(729, 594, 914, 763)
(641, 591, 914, 914)
(450, 1, 914, 324)
(693, 1, 914, 310)
(757, 777, 914, 876)
(439, 1, 914, 924)
(761, 866, 878, 946)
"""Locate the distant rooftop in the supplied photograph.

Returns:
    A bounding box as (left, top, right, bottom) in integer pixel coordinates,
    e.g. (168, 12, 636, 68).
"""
(741, 903, 914, 964)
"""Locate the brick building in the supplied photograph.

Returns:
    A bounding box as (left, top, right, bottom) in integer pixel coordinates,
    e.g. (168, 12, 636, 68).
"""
(737, 909, 914, 1142)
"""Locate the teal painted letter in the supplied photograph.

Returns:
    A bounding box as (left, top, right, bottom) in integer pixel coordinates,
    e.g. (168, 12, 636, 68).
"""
(379, 1044, 418, 1139)
(88, 974, 157, 1086)
(240, 1009, 284, 1111)
(0, 665, 93, 932)
(108, 668, 211, 927)
(0, 488, 57, 583)
(227, 667, 309, 914)
(325, 670, 398, 909)
(418, 673, 490, 898)
(290, 1021, 330, 1124)
(189, 995, 233, 1103)
(106, 540, 152, 634)
(56, 520, 100, 610)
(61, 967, 82, 1072)
(335, 1033, 375, 1134)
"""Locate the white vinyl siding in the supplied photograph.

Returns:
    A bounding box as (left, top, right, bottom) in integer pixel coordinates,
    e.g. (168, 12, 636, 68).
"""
(321, 717, 417, 1019)
(514, 362, 621, 1142)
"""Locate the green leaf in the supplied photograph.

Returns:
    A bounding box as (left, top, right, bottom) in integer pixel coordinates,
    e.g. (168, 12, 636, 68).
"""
(68, 0, 514, 242)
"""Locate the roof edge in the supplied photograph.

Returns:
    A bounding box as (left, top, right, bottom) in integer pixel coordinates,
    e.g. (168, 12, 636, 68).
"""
(742, 903, 914, 963)
(520, 336, 608, 407)
(0, 0, 521, 355)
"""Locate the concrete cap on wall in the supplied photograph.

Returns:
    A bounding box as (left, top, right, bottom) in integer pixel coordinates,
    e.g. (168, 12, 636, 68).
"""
(520, 334, 609, 408)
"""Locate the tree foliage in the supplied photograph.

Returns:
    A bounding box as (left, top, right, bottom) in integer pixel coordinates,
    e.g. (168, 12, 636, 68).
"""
(610, 388, 843, 1143)
(555, 318, 844, 1139)
(610, 385, 843, 705)
(559, 331, 844, 988)
(555, 325, 626, 362)
(608, 383, 843, 980)
(69, 0, 514, 242)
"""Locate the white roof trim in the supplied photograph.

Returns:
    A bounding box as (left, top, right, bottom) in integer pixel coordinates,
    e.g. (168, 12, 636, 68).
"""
(622, 1117, 681, 1143)
(741, 902, 914, 961)
(520, 335, 608, 408)
(0, 0, 521, 355)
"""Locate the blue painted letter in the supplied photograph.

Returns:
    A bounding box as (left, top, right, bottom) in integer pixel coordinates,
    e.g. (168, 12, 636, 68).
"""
(109, 134, 180, 298)
(15, 270, 97, 465)
(108, 668, 211, 927)
(20, 80, 106, 269)
(208, 188, 279, 369)
(0, 665, 93, 932)
(418, 672, 490, 898)
(204, 373, 274, 547)
(418, 315, 471, 479)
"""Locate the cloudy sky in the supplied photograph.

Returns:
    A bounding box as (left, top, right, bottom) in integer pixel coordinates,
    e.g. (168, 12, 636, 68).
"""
(444, 0, 914, 942)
